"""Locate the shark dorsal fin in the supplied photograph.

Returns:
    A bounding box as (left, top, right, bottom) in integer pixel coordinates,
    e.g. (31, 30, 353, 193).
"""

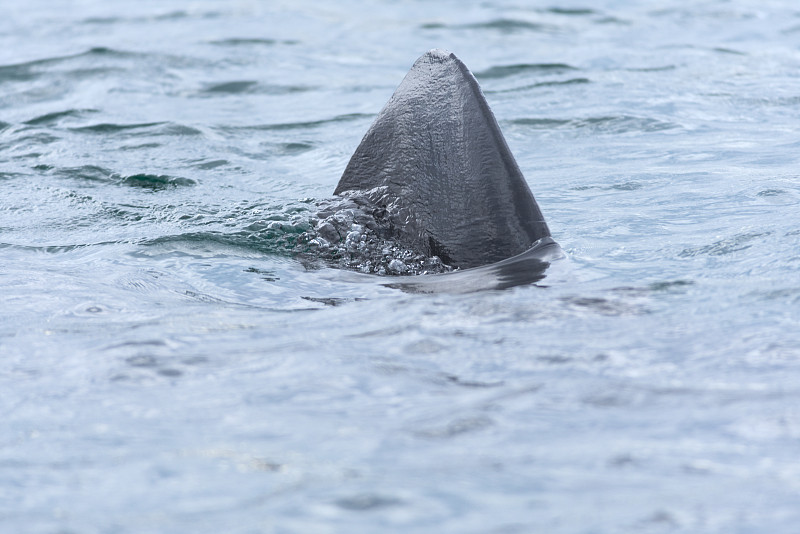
(335, 49, 551, 269)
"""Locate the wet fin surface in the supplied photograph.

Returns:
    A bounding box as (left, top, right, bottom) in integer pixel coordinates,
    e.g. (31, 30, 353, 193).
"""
(335, 49, 551, 269)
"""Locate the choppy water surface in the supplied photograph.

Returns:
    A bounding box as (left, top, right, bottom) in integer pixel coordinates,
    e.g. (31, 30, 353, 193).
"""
(3, 1, 800, 532)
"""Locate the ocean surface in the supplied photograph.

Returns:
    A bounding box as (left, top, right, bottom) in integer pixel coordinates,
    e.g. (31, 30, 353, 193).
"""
(3, 1, 800, 532)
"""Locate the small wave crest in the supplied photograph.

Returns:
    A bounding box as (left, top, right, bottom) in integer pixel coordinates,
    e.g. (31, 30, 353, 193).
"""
(486, 78, 590, 94)
(0, 47, 136, 83)
(216, 113, 373, 133)
(422, 18, 558, 33)
(24, 109, 99, 126)
(510, 115, 678, 134)
(55, 165, 195, 189)
(475, 63, 578, 79)
(208, 38, 299, 46)
(122, 174, 196, 189)
(68, 121, 202, 136)
(199, 80, 314, 96)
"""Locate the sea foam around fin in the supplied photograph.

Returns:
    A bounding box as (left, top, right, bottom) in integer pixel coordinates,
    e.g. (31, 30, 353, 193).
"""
(296, 194, 455, 276)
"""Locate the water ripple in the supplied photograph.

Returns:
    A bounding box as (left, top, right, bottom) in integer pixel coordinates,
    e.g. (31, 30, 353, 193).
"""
(191, 159, 229, 170)
(509, 115, 678, 134)
(69, 122, 166, 133)
(544, 7, 597, 15)
(200, 81, 314, 95)
(23, 109, 99, 126)
(122, 174, 196, 189)
(69, 122, 202, 136)
(679, 232, 770, 258)
(260, 142, 315, 157)
(475, 63, 578, 79)
(208, 38, 299, 46)
(422, 18, 559, 33)
(0, 133, 60, 152)
(335, 494, 403, 511)
(53, 165, 195, 189)
(217, 113, 372, 133)
(486, 78, 590, 93)
(137, 231, 282, 255)
(626, 65, 677, 72)
(81, 11, 222, 25)
(0, 47, 209, 90)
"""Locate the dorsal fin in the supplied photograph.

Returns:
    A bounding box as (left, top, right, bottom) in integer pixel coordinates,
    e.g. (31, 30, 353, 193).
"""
(335, 49, 551, 269)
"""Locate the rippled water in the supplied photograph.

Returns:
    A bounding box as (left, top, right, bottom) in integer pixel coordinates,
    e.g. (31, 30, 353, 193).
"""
(3, 1, 800, 532)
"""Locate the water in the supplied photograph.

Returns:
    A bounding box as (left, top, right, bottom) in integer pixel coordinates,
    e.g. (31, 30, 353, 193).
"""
(3, 1, 800, 532)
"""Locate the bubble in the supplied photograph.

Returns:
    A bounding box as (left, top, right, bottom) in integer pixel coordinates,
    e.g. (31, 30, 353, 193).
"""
(295, 195, 454, 276)
(388, 259, 407, 273)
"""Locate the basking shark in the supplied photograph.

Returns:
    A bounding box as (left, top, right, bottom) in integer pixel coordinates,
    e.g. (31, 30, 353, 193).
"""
(308, 49, 563, 291)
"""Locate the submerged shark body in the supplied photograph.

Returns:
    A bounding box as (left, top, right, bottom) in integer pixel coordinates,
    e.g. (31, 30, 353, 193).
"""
(305, 49, 562, 291)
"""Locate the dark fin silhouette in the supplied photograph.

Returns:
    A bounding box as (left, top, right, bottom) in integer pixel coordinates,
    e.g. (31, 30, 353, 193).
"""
(335, 49, 552, 270)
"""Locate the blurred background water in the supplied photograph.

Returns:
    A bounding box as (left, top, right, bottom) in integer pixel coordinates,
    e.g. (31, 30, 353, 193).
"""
(2, 1, 800, 532)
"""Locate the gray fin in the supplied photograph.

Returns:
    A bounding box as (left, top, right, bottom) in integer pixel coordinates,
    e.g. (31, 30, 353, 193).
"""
(335, 49, 552, 269)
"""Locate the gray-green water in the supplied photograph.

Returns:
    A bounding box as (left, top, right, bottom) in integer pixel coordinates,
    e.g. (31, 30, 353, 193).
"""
(3, 1, 800, 532)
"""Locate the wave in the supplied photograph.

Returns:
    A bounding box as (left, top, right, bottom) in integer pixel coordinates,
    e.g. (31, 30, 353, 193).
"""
(0, 48, 114, 84)
(509, 115, 679, 134)
(118, 142, 162, 151)
(217, 113, 372, 133)
(69, 122, 166, 133)
(679, 232, 769, 258)
(713, 47, 746, 56)
(474, 63, 578, 79)
(0, 133, 60, 151)
(0, 241, 121, 254)
(0, 47, 135, 72)
(191, 159, 229, 170)
(0, 47, 181, 85)
(544, 7, 596, 15)
(486, 78, 590, 94)
(265, 142, 315, 156)
(24, 109, 99, 126)
(199, 80, 315, 95)
(121, 174, 197, 189)
(421, 18, 558, 33)
(208, 38, 299, 46)
(138, 223, 313, 257)
(54, 165, 196, 189)
(68, 122, 202, 136)
(626, 65, 676, 72)
(81, 11, 222, 25)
